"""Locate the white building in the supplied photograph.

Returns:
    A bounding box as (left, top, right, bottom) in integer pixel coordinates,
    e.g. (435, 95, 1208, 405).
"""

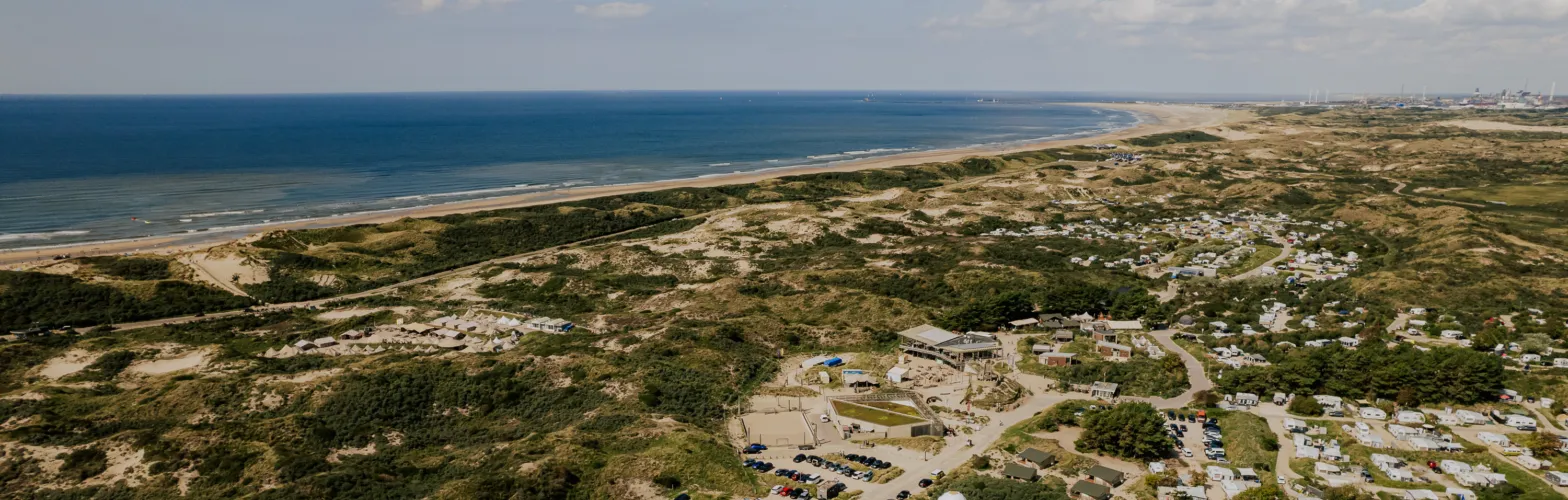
(1359, 407, 1388, 420)
(1395, 411, 1425, 424)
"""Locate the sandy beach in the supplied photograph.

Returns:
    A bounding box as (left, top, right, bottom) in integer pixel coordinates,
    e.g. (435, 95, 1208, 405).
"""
(0, 103, 1245, 267)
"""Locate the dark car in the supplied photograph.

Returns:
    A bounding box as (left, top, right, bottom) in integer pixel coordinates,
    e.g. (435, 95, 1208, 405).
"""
(794, 454, 807, 463)
(846, 454, 861, 461)
(1166, 411, 1176, 420)
(918, 478, 934, 488)
(759, 462, 774, 472)
(790, 488, 805, 499)
(897, 491, 911, 499)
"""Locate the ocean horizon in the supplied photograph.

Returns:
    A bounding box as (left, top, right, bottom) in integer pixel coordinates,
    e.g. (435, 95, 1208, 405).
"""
(0, 91, 1146, 250)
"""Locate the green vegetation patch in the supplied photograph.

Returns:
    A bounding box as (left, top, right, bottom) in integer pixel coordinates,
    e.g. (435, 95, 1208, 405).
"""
(1125, 130, 1226, 147)
(829, 399, 925, 427)
(1445, 183, 1568, 206)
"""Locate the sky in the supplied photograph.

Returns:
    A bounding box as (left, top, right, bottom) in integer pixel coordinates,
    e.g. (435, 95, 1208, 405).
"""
(1, 0, 1565, 96)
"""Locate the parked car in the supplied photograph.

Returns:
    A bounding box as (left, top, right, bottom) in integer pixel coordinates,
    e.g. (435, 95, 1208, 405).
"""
(917, 478, 933, 488)
(794, 454, 807, 463)
(897, 492, 911, 499)
(771, 485, 784, 495)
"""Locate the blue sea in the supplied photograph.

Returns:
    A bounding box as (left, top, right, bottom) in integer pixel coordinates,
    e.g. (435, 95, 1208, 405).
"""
(0, 92, 1140, 250)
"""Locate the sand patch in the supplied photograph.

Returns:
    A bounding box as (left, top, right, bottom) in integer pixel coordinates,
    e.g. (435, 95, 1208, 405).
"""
(37, 350, 99, 380)
(258, 368, 343, 385)
(127, 349, 210, 375)
(1439, 120, 1568, 134)
(315, 306, 411, 321)
(180, 251, 265, 296)
(837, 188, 906, 203)
(1206, 127, 1262, 140)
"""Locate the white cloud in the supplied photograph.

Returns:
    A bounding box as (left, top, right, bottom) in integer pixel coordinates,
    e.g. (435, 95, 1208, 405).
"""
(931, 0, 1568, 59)
(396, 0, 517, 14)
(574, 2, 654, 19)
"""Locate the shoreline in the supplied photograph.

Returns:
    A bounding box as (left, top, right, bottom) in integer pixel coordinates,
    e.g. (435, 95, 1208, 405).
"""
(0, 102, 1245, 267)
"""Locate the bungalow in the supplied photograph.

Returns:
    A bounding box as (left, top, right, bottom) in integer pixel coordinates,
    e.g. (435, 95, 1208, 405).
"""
(293, 339, 315, 351)
(1234, 392, 1260, 406)
(1156, 486, 1208, 500)
(1070, 480, 1112, 500)
(1237, 468, 1260, 482)
(1514, 455, 1546, 470)
(1089, 381, 1120, 400)
(1447, 487, 1478, 500)
(1477, 432, 1511, 447)
(455, 320, 482, 332)
(434, 328, 465, 340)
(1403, 491, 1440, 500)
(1091, 330, 1118, 343)
(341, 329, 365, 340)
(313, 336, 338, 348)
(1506, 415, 1538, 431)
(886, 367, 908, 384)
(1206, 466, 1236, 482)
(1007, 318, 1040, 330)
(1338, 336, 1360, 347)
(1454, 409, 1487, 425)
(1555, 358, 1568, 369)
(1284, 418, 1308, 433)
(1040, 352, 1078, 367)
(1438, 460, 1472, 474)
(1097, 341, 1132, 360)
(526, 317, 575, 333)
(1546, 471, 1568, 487)
(1019, 448, 1057, 468)
(1435, 413, 1461, 426)
(1209, 321, 1230, 332)
(1359, 407, 1388, 420)
(1453, 472, 1506, 488)
(1314, 462, 1342, 476)
(1106, 320, 1144, 332)
(1002, 463, 1038, 481)
(1053, 330, 1076, 343)
(1039, 314, 1081, 330)
(1395, 411, 1425, 424)
(1032, 344, 1053, 354)
(1086, 465, 1125, 486)
(1388, 424, 1422, 440)
(1408, 437, 1446, 451)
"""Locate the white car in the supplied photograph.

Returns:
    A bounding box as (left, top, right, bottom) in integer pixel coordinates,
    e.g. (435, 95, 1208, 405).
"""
(1278, 477, 1286, 485)
(771, 485, 784, 494)
(1182, 448, 1193, 458)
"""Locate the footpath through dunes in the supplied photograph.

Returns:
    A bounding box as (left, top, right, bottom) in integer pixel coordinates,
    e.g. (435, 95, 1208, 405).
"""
(0, 104, 1243, 268)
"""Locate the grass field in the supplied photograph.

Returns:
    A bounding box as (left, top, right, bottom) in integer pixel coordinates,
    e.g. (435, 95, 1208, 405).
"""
(860, 401, 924, 418)
(1444, 184, 1568, 206)
(831, 400, 925, 427)
(1214, 410, 1279, 482)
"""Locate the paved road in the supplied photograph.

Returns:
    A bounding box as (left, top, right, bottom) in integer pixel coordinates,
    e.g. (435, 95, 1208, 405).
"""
(1141, 330, 1214, 408)
(1225, 241, 1294, 282)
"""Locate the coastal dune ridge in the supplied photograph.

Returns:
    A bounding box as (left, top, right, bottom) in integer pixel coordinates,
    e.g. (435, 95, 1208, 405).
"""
(0, 102, 1237, 266)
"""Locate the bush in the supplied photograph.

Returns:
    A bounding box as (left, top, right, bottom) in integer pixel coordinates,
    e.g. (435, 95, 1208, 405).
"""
(1125, 131, 1225, 147)
(1075, 402, 1175, 461)
(1287, 396, 1323, 416)
(60, 448, 108, 481)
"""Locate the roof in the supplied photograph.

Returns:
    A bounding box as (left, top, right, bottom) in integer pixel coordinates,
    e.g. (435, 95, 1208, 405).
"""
(1087, 465, 1125, 483)
(1002, 463, 1038, 479)
(1019, 448, 1053, 464)
(1070, 480, 1112, 499)
(1090, 381, 1119, 392)
(1106, 320, 1144, 330)
(1097, 340, 1132, 351)
(898, 324, 960, 346)
(1009, 318, 1039, 326)
(1040, 352, 1077, 358)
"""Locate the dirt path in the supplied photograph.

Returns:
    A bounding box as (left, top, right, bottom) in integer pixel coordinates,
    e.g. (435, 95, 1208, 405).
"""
(1127, 330, 1213, 408)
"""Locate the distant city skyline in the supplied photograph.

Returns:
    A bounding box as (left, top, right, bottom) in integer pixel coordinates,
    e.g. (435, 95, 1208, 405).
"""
(2, 0, 1564, 95)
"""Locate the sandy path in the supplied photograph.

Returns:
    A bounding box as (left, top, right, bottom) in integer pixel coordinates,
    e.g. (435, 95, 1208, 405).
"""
(0, 104, 1246, 267)
(1439, 120, 1568, 134)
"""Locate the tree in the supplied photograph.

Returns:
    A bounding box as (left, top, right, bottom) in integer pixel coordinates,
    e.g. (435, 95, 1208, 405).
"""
(1287, 396, 1323, 417)
(944, 475, 1070, 500)
(1516, 432, 1562, 458)
(1233, 484, 1287, 500)
(939, 292, 1035, 332)
(1395, 387, 1421, 408)
(1076, 402, 1175, 461)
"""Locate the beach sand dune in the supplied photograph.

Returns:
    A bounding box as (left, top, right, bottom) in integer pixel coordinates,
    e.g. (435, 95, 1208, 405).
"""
(0, 103, 1243, 267)
(1438, 120, 1568, 134)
